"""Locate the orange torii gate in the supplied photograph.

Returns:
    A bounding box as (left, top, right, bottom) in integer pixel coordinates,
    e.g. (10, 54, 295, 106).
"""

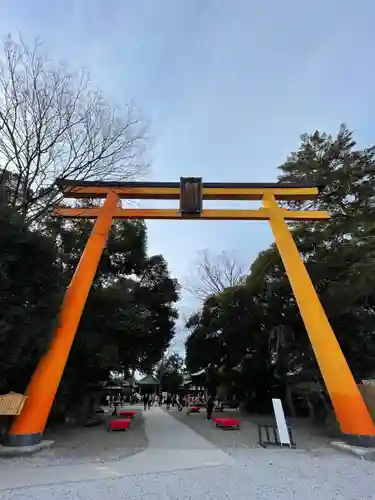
(5, 178, 375, 447)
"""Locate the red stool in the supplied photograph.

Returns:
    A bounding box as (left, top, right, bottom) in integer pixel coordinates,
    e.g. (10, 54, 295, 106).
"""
(109, 418, 131, 431)
(213, 417, 241, 429)
(119, 410, 136, 418)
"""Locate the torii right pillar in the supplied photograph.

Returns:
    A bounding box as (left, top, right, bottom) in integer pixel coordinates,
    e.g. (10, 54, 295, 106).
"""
(263, 193, 375, 446)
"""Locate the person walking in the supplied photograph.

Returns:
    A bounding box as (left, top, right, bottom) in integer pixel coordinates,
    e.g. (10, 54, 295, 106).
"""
(143, 393, 149, 411)
(206, 396, 214, 421)
(176, 394, 182, 411)
(165, 394, 171, 410)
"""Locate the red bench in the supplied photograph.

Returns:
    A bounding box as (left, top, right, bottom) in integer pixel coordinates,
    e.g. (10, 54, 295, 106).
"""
(109, 418, 131, 431)
(119, 410, 136, 418)
(187, 406, 201, 415)
(213, 417, 241, 429)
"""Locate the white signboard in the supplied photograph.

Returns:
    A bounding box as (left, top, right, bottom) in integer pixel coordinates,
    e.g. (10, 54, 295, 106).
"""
(272, 398, 291, 446)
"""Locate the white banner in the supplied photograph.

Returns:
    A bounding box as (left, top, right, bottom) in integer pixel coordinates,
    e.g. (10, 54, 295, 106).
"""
(272, 398, 291, 446)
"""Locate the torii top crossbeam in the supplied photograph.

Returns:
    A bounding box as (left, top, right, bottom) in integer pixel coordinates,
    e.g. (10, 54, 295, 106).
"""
(53, 178, 328, 221)
(56, 178, 320, 200)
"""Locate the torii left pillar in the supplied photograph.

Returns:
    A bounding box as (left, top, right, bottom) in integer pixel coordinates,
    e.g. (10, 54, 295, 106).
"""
(3, 191, 119, 446)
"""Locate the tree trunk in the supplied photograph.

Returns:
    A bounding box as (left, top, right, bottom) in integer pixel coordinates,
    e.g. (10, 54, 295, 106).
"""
(305, 396, 315, 419)
(285, 385, 296, 417)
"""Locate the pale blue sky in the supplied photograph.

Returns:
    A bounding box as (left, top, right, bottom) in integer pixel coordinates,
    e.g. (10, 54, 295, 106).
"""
(2, 1, 375, 352)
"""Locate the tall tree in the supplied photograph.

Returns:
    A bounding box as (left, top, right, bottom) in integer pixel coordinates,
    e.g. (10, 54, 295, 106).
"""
(0, 208, 64, 394)
(52, 218, 180, 416)
(185, 125, 375, 415)
(156, 352, 184, 393)
(276, 125, 375, 378)
(185, 249, 245, 300)
(0, 34, 148, 221)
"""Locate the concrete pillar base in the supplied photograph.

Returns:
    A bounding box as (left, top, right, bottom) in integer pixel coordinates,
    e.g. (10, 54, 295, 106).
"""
(331, 441, 375, 461)
(2, 432, 42, 447)
(343, 433, 375, 448)
(0, 440, 54, 457)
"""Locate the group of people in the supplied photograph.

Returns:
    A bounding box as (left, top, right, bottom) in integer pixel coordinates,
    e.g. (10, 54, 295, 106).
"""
(141, 393, 218, 421)
(108, 390, 226, 422)
(142, 393, 185, 411)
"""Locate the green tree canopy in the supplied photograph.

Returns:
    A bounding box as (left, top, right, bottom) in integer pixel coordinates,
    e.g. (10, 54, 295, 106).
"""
(0, 208, 180, 424)
(0, 209, 64, 394)
(156, 353, 184, 393)
(52, 217, 180, 415)
(185, 125, 375, 413)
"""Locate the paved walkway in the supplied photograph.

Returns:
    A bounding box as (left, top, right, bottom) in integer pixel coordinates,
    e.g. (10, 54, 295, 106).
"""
(0, 406, 234, 491)
(145, 405, 219, 449)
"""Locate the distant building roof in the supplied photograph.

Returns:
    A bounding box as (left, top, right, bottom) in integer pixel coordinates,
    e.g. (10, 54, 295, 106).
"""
(121, 379, 133, 387)
(137, 374, 160, 386)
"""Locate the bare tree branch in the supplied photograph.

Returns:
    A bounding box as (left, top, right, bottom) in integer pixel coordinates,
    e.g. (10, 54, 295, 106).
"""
(184, 249, 246, 300)
(0, 34, 149, 221)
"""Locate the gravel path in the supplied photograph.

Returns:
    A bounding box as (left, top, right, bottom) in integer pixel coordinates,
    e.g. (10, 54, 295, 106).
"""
(0, 406, 147, 468)
(1, 406, 374, 499)
(2, 448, 374, 500)
(168, 407, 332, 453)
